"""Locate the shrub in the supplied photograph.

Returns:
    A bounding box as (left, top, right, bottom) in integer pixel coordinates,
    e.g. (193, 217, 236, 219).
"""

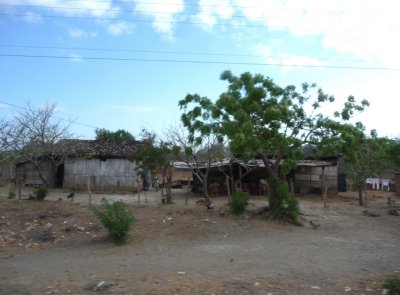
(91, 198, 134, 244)
(383, 277, 400, 295)
(8, 185, 16, 199)
(271, 179, 302, 226)
(230, 190, 249, 214)
(34, 187, 48, 201)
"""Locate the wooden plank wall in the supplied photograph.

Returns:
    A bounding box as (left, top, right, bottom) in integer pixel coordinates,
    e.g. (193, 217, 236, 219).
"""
(294, 166, 338, 194)
(63, 158, 140, 191)
(15, 161, 55, 186)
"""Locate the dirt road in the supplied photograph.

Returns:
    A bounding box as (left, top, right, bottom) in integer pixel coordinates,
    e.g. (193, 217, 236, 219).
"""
(0, 188, 399, 294)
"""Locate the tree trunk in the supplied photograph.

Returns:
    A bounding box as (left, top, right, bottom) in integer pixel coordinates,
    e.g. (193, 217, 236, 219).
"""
(268, 177, 279, 211)
(358, 185, 364, 206)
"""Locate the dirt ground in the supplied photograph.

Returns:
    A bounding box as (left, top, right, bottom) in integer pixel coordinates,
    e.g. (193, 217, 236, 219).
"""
(0, 186, 399, 295)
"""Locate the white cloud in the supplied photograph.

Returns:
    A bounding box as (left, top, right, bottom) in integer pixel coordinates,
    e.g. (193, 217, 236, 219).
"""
(68, 27, 97, 39)
(107, 21, 135, 36)
(22, 10, 43, 23)
(253, 43, 326, 72)
(191, 0, 400, 68)
(134, 0, 185, 40)
(194, 0, 235, 30)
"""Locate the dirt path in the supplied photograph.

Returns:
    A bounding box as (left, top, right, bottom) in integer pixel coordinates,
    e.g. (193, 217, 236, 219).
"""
(0, 188, 399, 294)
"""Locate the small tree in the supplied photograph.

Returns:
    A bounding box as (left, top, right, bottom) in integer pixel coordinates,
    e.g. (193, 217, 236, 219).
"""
(95, 128, 135, 141)
(91, 198, 134, 244)
(5, 102, 72, 186)
(166, 124, 230, 205)
(131, 130, 179, 203)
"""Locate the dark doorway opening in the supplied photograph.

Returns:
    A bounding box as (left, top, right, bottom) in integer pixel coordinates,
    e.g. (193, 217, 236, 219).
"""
(56, 164, 64, 188)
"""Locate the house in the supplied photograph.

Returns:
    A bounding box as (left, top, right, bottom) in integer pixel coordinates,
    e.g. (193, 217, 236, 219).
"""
(191, 157, 339, 195)
(16, 139, 143, 191)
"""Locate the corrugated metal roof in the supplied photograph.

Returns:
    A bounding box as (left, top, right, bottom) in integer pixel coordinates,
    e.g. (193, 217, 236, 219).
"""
(56, 139, 143, 158)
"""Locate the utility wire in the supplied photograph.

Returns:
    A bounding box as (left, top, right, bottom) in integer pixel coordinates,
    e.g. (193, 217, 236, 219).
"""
(0, 53, 399, 71)
(1, 0, 392, 15)
(0, 12, 392, 32)
(0, 3, 394, 22)
(0, 44, 383, 63)
(0, 101, 98, 129)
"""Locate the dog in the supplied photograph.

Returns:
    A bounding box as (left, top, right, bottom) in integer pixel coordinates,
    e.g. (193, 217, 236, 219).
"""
(67, 192, 75, 201)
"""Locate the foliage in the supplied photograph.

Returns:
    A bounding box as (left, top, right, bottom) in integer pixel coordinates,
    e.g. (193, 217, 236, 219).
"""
(34, 186, 48, 201)
(229, 190, 249, 214)
(270, 179, 302, 226)
(383, 277, 400, 295)
(8, 185, 16, 199)
(179, 70, 368, 218)
(95, 128, 135, 141)
(320, 125, 394, 206)
(131, 129, 180, 203)
(91, 198, 134, 244)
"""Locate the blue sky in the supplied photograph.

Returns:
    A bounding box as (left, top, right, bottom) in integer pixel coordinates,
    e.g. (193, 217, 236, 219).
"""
(0, 0, 399, 139)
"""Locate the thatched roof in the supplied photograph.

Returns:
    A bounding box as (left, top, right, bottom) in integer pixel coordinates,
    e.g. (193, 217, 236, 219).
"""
(56, 139, 143, 159)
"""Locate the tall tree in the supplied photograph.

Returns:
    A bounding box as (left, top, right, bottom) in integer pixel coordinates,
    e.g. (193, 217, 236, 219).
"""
(95, 128, 135, 141)
(6, 102, 72, 186)
(179, 71, 368, 222)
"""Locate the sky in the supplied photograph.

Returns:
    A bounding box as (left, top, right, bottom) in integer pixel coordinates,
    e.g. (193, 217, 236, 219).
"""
(0, 0, 399, 140)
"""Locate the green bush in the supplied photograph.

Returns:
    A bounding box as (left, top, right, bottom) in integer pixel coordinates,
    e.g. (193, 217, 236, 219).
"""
(271, 179, 302, 226)
(91, 198, 134, 244)
(383, 277, 400, 295)
(230, 190, 249, 214)
(34, 187, 48, 201)
(8, 185, 16, 199)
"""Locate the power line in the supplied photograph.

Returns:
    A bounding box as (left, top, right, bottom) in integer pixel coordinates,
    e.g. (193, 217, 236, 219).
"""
(0, 101, 98, 129)
(1, 53, 399, 71)
(0, 1, 392, 15)
(0, 43, 382, 63)
(0, 3, 393, 23)
(0, 12, 392, 32)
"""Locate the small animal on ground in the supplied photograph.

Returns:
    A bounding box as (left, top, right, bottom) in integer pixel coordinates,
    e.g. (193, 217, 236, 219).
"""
(309, 220, 320, 229)
(67, 192, 75, 201)
(219, 207, 225, 217)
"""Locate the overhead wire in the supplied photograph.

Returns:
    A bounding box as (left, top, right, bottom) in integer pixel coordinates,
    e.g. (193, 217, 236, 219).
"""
(0, 53, 399, 71)
(0, 12, 392, 32)
(0, 101, 98, 129)
(0, 1, 393, 15)
(0, 43, 384, 63)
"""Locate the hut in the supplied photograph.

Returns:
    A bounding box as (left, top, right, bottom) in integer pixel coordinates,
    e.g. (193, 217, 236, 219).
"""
(15, 139, 143, 191)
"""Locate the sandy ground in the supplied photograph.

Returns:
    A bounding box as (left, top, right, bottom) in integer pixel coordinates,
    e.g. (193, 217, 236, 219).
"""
(0, 186, 399, 294)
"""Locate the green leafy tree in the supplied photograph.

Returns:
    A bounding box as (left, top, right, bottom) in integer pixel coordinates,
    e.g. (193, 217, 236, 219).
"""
(179, 70, 368, 221)
(95, 128, 135, 141)
(131, 130, 179, 203)
(323, 126, 396, 206)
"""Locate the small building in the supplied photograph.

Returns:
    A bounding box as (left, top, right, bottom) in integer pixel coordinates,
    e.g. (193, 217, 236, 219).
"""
(16, 139, 143, 192)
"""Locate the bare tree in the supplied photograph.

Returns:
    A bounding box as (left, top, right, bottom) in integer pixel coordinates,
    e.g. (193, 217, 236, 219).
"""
(166, 124, 230, 205)
(7, 102, 73, 186)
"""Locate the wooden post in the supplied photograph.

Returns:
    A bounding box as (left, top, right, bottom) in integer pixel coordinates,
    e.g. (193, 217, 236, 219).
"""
(86, 175, 92, 207)
(185, 177, 190, 205)
(290, 178, 295, 195)
(364, 179, 368, 208)
(321, 166, 328, 208)
(226, 175, 231, 201)
(17, 177, 23, 200)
